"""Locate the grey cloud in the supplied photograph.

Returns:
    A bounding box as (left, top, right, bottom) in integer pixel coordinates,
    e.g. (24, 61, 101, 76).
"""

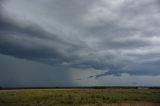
(0, 13, 82, 65)
(88, 76, 94, 79)
(95, 71, 121, 79)
(89, 60, 160, 79)
(1, 0, 160, 82)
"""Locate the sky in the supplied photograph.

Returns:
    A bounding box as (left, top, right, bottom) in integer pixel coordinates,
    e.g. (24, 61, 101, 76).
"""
(0, 0, 160, 87)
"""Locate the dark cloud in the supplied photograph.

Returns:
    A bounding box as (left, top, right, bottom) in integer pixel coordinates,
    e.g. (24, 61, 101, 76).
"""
(89, 60, 160, 79)
(95, 71, 121, 79)
(0, 13, 81, 65)
(0, 0, 160, 86)
(88, 76, 94, 79)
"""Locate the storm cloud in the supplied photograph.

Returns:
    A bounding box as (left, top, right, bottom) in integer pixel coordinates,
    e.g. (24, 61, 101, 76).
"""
(0, 0, 160, 86)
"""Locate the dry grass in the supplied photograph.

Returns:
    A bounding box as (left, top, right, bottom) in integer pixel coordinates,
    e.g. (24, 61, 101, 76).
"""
(0, 89, 160, 106)
(81, 102, 160, 106)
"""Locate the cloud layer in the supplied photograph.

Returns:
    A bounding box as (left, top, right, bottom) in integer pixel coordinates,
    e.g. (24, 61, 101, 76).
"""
(1, 0, 160, 83)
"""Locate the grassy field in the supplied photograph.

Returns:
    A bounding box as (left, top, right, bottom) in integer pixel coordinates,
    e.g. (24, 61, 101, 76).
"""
(0, 89, 160, 106)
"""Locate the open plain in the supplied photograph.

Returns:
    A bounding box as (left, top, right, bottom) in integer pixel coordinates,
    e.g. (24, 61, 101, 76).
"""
(0, 88, 160, 106)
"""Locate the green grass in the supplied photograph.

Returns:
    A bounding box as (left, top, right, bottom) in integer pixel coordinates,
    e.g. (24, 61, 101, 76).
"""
(0, 89, 160, 106)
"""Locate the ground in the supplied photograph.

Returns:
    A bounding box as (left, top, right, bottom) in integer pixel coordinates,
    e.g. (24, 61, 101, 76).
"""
(0, 89, 160, 106)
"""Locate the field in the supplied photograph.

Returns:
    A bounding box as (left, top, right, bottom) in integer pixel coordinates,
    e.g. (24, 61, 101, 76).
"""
(0, 88, 160, 106)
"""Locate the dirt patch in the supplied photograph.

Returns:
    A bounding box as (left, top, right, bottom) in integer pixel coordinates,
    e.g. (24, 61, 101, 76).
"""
(81, 102, 160, 106)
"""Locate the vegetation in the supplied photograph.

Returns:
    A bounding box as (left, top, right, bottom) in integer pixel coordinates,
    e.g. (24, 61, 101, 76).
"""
(0, 89, 160, 106)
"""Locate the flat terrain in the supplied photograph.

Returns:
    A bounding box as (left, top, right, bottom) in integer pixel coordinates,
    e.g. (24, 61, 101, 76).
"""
(0, 89, 160, 106)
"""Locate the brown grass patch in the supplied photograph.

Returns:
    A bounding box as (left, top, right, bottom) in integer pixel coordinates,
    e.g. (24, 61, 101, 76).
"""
(81, 102, 160, 106)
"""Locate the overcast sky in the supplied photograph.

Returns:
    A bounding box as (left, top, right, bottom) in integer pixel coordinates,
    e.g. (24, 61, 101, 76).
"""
(1, 0, 160, 87)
